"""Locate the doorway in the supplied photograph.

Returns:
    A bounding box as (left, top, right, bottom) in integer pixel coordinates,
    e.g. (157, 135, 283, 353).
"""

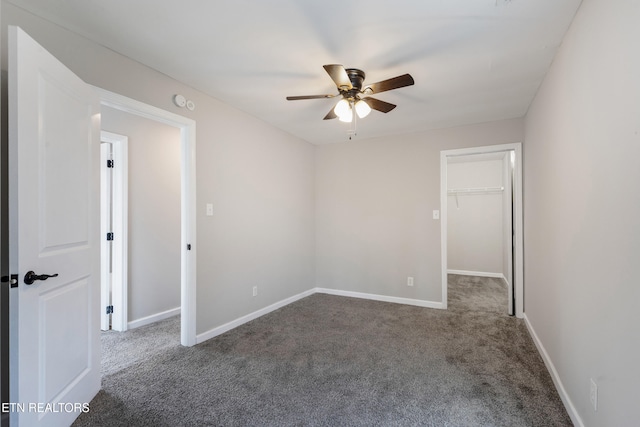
(100, 112, 182, 333)
(440, 143, 523, 318)
(96, 88, 197, 346)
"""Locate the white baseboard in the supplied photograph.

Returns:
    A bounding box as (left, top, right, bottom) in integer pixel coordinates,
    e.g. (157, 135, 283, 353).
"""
(314, 288, 443, 309)
(448, 269, 505, 279)
(128, 307, 181, 330)
(523, 314, 584, 427)
(196, 289, 316, 344)
(448, 270, 509, 289)
(196, 288, 442, 344)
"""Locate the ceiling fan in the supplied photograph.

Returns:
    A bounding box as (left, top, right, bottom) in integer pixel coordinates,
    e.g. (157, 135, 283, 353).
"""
(286, 64, 415, 122)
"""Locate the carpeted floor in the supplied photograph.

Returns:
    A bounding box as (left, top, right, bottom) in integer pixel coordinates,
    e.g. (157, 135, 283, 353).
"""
(73, 275, 572, 426)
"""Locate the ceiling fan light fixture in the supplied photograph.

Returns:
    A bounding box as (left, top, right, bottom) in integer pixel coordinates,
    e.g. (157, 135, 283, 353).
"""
(355, 99, 371, 118)
(338, 109, 353, 123)
(334, 99, 351, 119)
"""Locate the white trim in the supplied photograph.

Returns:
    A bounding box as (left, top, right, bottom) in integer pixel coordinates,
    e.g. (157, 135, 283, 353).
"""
(447, 271, 509, 289)
(196, 288, 443, 344)
(196, 289, 316, 344)
(95, 87, 198, 347)
(112, 133, 128, 332)
(128, 307, 181, 330)
(523, 314, 584, 427)
(440, 153, 449, 310)
(314, 288, 443, 309)
(100, 131, 129, 332)
(440, 143, 524, 318)
(447, 270, 505, 279)
(100, 142, 111, 331)
(504, 151, 514, 315)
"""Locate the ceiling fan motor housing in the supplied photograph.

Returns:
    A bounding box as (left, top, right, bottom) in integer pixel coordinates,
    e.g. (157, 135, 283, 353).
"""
(344, 68, 366, 99)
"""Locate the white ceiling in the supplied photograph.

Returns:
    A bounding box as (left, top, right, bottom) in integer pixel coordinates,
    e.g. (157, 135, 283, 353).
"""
(8, 0, 582, 145)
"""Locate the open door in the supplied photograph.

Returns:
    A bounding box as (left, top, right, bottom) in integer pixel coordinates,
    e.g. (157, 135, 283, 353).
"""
(8, 26, 100, 426)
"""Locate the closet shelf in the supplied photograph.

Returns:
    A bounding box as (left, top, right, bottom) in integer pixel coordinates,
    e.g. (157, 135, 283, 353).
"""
(447, 186, 504, 195)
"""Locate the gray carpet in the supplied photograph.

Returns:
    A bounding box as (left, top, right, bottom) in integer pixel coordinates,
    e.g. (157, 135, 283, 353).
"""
(73, 275, 572, 426)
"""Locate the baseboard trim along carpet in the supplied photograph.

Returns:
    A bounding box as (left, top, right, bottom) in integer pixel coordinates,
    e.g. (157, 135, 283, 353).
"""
(448, 269, 505, 280)
(196, 288, 442, 344)
(524, 313, 584, 427)
(128, 307, 181, 330)
(314, 288, 443, 309)
(196, 289, 317, 344)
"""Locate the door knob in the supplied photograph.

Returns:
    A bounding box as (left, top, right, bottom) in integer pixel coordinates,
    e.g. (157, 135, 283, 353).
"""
(24, 271, 59, 285)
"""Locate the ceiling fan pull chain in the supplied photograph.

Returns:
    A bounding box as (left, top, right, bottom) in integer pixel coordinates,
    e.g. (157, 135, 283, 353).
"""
(348, 101, 358, 140)
(353, 106, 358, 137)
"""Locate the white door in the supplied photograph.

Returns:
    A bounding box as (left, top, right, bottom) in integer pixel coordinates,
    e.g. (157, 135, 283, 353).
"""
(8, 26, 100, 426)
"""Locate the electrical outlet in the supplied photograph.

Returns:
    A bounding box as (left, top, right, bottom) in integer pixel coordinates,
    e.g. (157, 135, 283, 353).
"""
(407, 277, 414, 287)
(590, 378, 598, 411)
(252, 286, 258, 297)
(206, 203, 213, 216)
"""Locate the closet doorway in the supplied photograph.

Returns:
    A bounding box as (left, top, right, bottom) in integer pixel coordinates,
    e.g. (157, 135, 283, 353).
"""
(440, 143, 523, 318)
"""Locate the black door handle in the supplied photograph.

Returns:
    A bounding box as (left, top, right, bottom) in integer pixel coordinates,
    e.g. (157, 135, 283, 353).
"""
(24, 271, 59, 285)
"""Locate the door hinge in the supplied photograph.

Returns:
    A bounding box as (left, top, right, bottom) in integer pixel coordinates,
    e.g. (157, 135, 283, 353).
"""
(187, 244, 191, 250)
(107, 159, 114, 168)
(106, 232, 114, 241)
(106, 305, 114, 315)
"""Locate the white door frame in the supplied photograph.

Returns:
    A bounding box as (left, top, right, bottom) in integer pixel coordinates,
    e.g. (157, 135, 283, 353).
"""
(95, 88, 197, 346)
(100, 132, 128, 331)
(100, 142, 111, 331)
(503, 151, 514, 315)
(440, 142, 524, 318)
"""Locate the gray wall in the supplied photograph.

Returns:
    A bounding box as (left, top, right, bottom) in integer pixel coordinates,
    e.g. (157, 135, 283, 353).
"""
(524, 0, 640, 424)
(315, 119, 523, 303)
(0, 2, 316, 336)
(447, 158, 505, 276)
(101, 106, 181, 323)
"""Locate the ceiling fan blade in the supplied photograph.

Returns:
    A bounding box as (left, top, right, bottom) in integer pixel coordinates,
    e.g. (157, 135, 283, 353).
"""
(323, 107, 337, 120)
(286, 94, 338, 101)
(364, 74, 414, 95)
(323, 64, 353, 90)
(363, 97, 396, 113)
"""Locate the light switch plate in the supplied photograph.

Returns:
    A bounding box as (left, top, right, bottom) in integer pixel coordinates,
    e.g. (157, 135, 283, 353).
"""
(433, 210, 440, 220)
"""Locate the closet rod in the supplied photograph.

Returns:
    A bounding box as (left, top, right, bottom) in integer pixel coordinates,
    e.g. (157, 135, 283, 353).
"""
(447, 186, 504, 194)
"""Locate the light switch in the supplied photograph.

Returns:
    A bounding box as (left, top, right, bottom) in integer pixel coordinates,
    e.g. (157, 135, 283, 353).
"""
(433, 210, 440, 220)
(206, 203, 213, 216)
